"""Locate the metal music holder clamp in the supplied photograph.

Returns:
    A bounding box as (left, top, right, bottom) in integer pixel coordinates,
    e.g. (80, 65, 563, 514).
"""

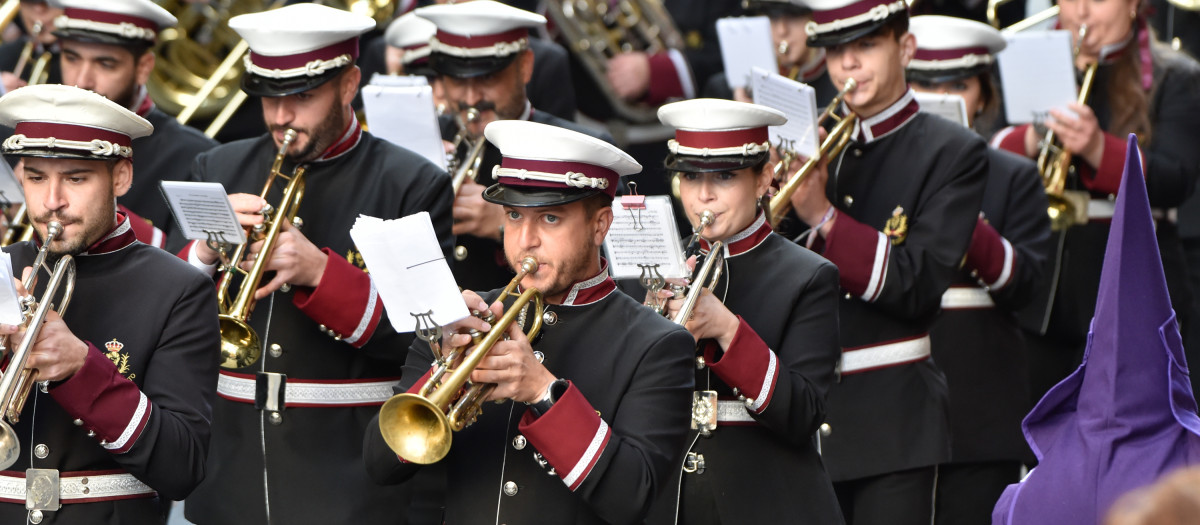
(620, 181, 647, 231)
(639, 264, 667, 314)
(204, 229, 235, 270)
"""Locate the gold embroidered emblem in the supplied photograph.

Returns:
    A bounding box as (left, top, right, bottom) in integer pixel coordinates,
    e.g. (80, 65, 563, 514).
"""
(685, 30, 704, 49)
(105, 338, 132, 376)
(345, 249, 369, 274)
(883, 205, 908, 246)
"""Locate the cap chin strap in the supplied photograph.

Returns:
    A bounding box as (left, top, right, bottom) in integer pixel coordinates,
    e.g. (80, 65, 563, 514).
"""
(3, 134, 132, 158)
(491, 165, 610, 190)
(243, 54, 352, 79)
(666, 139, 770, 157)
(430, 38, 528, 58)
(54, 15, 157, 42)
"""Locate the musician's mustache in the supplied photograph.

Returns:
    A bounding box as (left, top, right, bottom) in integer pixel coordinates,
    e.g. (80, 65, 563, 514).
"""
(459, 102, 497, 114)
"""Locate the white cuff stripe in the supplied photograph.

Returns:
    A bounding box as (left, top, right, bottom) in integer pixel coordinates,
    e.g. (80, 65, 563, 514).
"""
(343, 280, 378, 345)
(666, 48, 695, 99)
(750, 350, 777, 412)
(186, 240, 218, 276)
(987, 237, 1015, 290)
(990, 126, 1015, 149)
(102, 392, 149, 452)
(149, 226, 164, 249)
(862, 232, 889, 302)
(563, 419, 609, 490)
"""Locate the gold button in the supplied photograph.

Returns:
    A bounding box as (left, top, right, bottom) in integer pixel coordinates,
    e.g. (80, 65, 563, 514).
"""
(454, 245, 468, 261)
(843, 195, 854, 207)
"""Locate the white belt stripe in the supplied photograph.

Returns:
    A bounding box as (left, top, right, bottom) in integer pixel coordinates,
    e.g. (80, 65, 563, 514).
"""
(862, 232, 889, 302)
(0, 472, 155, 502)
(563, 420, 609, 490)
(216, 373, 399, 406)
(841, 335, 932, 374)
(750, 350, 777, 412)
(716, 400, 756, 423)
(941, 287, 995, 309)
(1088, 199, 1169, 221)
(987, 237, 1015, 290)
(102, 393, 149, 452)
(343, 281, 378, 345)
(149, 227, 164, 249)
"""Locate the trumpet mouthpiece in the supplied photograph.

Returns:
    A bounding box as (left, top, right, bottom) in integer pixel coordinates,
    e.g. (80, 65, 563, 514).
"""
(519, 257, 538, 274)
(466, 108, 481, 122)
(283, 129, 297, 143)
(699, 210, 716, 230)
(843, 78, 858, 92)
(46, 221, 63, 239)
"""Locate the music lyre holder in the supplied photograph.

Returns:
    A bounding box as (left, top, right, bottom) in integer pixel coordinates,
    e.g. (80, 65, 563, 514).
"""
(639, 264, 666, 314)
(413, 310, 453, 389)
(204, 229, 235, 270)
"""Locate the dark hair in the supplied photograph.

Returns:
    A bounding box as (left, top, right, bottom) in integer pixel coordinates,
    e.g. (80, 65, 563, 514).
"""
(974, 70, 1002, 135)
(582, 192, 614, 217)
(870, 13, 910, 41)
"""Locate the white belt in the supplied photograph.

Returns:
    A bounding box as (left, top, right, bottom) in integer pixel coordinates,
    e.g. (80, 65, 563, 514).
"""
(0, 471, 155, 504)
(216, 372, 399, 407)
(1088, 199, 1170, 222)
(715, 400, 756, 424)
(941, 287, 995, 310)
(840, 335, 932, 375)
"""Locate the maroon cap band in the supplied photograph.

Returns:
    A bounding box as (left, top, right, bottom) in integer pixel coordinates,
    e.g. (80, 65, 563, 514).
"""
(498, 157, 619, 198)
(675, 127, 769, 150)
(812, 0, 895, 25)
(14, 121, 131, 148)
(63, 7, 160, 33)
(913, 46, 992, 61)
(249, 38, 360, 71)
(434, 28, 528, 50)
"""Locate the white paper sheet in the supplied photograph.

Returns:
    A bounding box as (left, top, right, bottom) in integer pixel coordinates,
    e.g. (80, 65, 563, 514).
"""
(997, 30, 1078, 125)
(349, 212, 469, 331)
(0, 157, 22, 206)
(603, 196, 689, 280)
(751, 67, 820, 158)
(361, 84, 447, 171)
(159, 181, 246, 244)
(368, 73, 429, 87)
(914, 92, 970, 127)
(716, 16, 777, 90)
(0, 252, 21, 326)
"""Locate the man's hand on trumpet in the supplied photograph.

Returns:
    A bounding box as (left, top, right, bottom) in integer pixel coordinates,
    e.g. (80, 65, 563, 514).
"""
(0, 272, 86, 382)
(441, 290, 556, 404)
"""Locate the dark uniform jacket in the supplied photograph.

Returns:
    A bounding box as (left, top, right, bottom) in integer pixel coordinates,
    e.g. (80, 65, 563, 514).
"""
(441, 108, 613, 292)
(129, 102, 217, 249)
(0, 215, 219, 524)
(181, 122, 455, 525)
(994, 43, 1200, 347)
(930, 148, 1050, 463)
(364, 268, 696, 525)
(808, 90, 988, 481)
(646, 214, 844, 524)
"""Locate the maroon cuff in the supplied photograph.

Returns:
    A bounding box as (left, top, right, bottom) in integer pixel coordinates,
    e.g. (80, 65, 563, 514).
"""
(645, 52, 685, 106)
(50, 342, 151, 454)
(991, 124, 1029, 156)
(1079, 132, 1130, 195)
(293, 248, 380, 348)
(176, 240, 194, 262)
(822, 213, 889, 301)
(118, 205, 165, 249)
(964, 218, 1014, 288)
(704, 316, 778, 413)
(519, 382, 610, 491)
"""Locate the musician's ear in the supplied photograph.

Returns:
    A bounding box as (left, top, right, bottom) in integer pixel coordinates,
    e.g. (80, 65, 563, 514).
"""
(592, 201, 613, 247)
(111, 159, 133, 198)
(518, 49, 535, 86)
(898, 32, 916, 67)
(339, 66, 363, 107)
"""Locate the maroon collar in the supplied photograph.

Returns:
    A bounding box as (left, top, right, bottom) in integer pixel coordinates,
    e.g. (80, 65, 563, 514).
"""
(314, 112, 363, 163)
(131, 86, 154, 119)
(557, 259, 617, 306)
(793, 48, 827, 83)
(699, 211, 771, 257)
(850, 89, 920, 144)
(34, 213, 137, 256)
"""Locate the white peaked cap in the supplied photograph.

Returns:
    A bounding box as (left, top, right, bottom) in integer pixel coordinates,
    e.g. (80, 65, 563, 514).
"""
(0, 84, 153, 160)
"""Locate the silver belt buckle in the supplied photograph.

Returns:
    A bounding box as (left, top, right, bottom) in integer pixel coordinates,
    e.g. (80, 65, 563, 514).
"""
(691, 391, 718, 435)
(26, 468, 60, 512)
(682, 452, 705, 474)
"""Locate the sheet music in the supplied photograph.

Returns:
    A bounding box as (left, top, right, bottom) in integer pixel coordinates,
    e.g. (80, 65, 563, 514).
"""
(914, 92, 970, 127)
(716, 16, 776, 90)
(368, 73, 429, 87)
(604, 196, 689, 280)
(159, 181, 246, 244)
(751, 67, 819, 158)
(997, 30, 1078, 125)
(349, 212, 469, 330)
(361, 84, 447, 171)
(0, 252, 21, 325)
(0, 157, 22, 206)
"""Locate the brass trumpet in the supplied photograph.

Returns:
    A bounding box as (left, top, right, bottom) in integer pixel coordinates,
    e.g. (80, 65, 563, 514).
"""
(1038, 25, 1099, 231)
(449, 108, 487, 196)
(768, 78, 859, 229)
(0, 221, 76, 469)
(378, 257, 545, 464)
(1, 204, 34, 247)
(12, 21, 51, 86)
(213, 129, 306, 369)
(672, 211, 724, 325)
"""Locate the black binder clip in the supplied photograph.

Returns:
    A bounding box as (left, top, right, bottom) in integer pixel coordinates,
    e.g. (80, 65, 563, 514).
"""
(620, 181, 647, 231)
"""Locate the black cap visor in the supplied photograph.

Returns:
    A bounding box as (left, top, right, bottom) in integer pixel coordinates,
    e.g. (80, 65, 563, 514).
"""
(807, 11, 903, 48)
(242, 66, 348, 98)
(482, 183, 602, 208)
(743, 0, 813, 17)
(665, 152, 767, 173)
(906, 64, 990, 85)
(431, 52, 520, 79)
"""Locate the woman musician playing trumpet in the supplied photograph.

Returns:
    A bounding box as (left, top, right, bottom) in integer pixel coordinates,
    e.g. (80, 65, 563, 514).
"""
(644, 99, 844, 525)
(990, 0, 1200, 400)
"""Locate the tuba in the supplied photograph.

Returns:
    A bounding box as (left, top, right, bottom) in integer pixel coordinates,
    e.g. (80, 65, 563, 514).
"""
(671, 211, 725, 325)
(1037, 25, 1099, 231)
(768, 78, 859, 229)
(543, 0, 684, 123)
(212, 129, 306, 369)
(0, 221, 76, 470)
(378, 257, 544, 464)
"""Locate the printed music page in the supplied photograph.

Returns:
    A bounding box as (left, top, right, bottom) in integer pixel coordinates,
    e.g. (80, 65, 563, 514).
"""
(159, 181, 247, 244)
(604, 196, 689, 280)
(362, 83, 447, 171)
(350, 212, 469, 331)
(0, 253, 21, 325)
(752, 67, 819, 159)
(367, 73, 429, 87)
(0, 157, 22, 206)
(716, 16, 776, 90)
(914, 92, 970, 127)
(997, 30, 1078, 125)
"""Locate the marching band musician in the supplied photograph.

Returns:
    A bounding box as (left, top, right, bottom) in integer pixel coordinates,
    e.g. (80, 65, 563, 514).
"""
(0, 84, 219, 524)
(416, 0, 612, 292)
(52, 0, 216, 249)
(786, 0, 990, 521)
(703, 0, 837, 108)
(0, 0, 62, 92)
(645, 99, 844, 524)
(176, 5, 454, 524)
(907, 15, 1052, 525)
(364, 120, 697, 525)
(990, 0, 1200, 401)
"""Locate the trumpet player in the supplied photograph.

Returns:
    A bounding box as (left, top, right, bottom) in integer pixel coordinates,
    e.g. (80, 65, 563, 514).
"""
(416, 0, 611, 292)
(0, 84, 219, 524)
(364, 120, 697, 524)
(783, 0, 990, 521)
(644, 99, 844, 524)
(176, 5, 454, 525)
(50, 0, 216, 249)
(907, 16, 1052, 524)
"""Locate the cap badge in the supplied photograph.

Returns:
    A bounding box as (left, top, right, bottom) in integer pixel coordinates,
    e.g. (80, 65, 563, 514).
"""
(883, 205, 908, 245)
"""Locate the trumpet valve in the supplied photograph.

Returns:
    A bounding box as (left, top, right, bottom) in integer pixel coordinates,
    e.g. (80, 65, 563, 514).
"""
(291, 216, 303, 229)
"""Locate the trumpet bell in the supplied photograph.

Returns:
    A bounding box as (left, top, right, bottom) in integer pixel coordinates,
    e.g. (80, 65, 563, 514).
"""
(1047, 195, 1077, 232)
(218, 315, 262, 369)
(0, 423, 16, 470)
(378, 393, 452, 465)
